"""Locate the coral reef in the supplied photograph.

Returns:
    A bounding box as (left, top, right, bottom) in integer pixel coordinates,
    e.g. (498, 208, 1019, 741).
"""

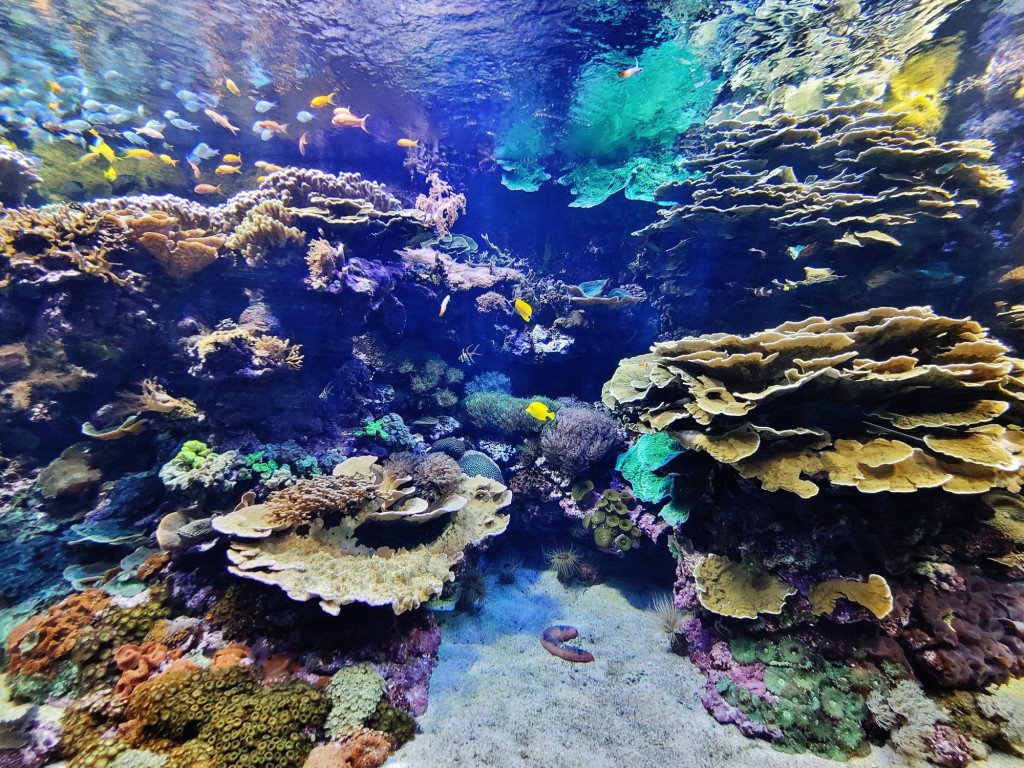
(0, 145, 41, 206)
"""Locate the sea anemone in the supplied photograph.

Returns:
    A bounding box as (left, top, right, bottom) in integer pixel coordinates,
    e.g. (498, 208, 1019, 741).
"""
(456, 567, 487, 612)
(649, 594, 685, 634)
(544, 545, 582, 582)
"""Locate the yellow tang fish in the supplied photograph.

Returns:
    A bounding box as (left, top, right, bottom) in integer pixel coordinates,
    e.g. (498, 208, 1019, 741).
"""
(158, 154, 178, 166)
(225, 78, 241, 96)
(524, 401, 556, 422)
(122, 148, 155, 160)
(513, 298, 532, 322)
(310, 92, 337, 108)
(223, 152, 242, 164)
(103, 166, 117, 182)
(397, 138, 419, 148)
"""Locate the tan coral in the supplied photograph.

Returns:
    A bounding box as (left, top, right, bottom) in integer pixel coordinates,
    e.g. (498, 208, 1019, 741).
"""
(693, 554, 795, 619)
(225, 199, 305, 265)
(810, 574, 893, 619)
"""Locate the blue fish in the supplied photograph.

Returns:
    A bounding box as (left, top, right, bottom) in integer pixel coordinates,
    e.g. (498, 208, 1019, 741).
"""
(182, 100, 203, 113)
(122, 130, 149, 146)
(58, 75, 84, 88)
(163, 109, 180, 120)
(189, 141, 219, 160)
(104, 103, 124, 114)
(198, 92, 219, 108)
(176, 89, 199, 102)
(103, 70, 122, 82)
(254, 100, 277, 113)
(18, 88, 39, 100)
(296, 110, 314, 123)
(61, 119, 92, 132)
(171, 118, 199, 131)
(0, 87, 15, 101)
(260, 129, 273, 141)
(83, 111, 115, 125)
(82, 99, 104, 112)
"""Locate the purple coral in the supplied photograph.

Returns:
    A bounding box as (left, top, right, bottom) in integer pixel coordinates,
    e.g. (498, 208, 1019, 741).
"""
(539, 405, 624, 479)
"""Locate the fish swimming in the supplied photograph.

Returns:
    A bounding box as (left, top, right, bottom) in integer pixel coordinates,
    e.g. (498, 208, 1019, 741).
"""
(103, 166, 117, 181)
(189, 142, 219, 160)
(524, 401, 556, 421)
(176, 89, 199, 102)
(439, 295, 451, 317)
(222, 152, 241, 164)
(158, 153, 177, 166)
(253, 100, 277, 113)
(225, 78, 241, 96)
(182, 100, 203, 113)
(170, 118, 199, 131)
(255, 120, 288, 135)
(397, 138, 419, 148)
(193, 183, 222, 195)
(188, 160, 202, 178)
(260, 130, 273, 141)
(122, 130, 149, 146)
(214, 164, 241, 175)
(254, 160, 285, 171)
(296, 110, 314, 123)
(163, 109, 180, 120)
(331, 107, 369, 133)
(60, 119, 91, 132)
(122, 148, 155, 160)
(513, 298, 532, 322)
(310, 92, 336, 108)
(102, 70, 121, 82)
(135, 126, 164, 140)
(618, 57, 643, 78)
(204, 108, 240, 134)
(82, 99, 104, 112)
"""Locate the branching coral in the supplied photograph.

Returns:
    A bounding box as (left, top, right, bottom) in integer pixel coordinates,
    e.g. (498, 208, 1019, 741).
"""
(414, 172, 466, 238)
(604, 307, 1024, 498)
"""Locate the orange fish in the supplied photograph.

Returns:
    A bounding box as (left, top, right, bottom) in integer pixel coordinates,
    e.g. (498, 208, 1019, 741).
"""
(618, 57, 643, 78)
(310, 92, 336, 108)
(256, 120, 288, 136)
(194, 183, 223, 195)
(396, 138, 419, 148)
(331, 107, 369, 133)
(188, 160, 202, 179)
(225, 78, 241, 96)
(222, 153, 242, 164)
(298, 131, 309, 156)
(204, 108, 240, 135)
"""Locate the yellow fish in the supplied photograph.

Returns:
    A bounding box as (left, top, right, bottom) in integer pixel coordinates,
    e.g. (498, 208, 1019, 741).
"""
(214, 164, 241, 175)
(254, 160, 285, 172)
(524, 401, 555, 422)
(104, 166, 117, 182)
(0, 137, 16, 150)
(310, 92, 337, 108)
(397, 138, 419, 148)
(225, 77, 241, 96)
(122, 148, 155, 160)
(1016, 78, 1024, 100)
(88, 130, 117, 164)
(48, 100, 60, 112)
(223, 152, 242, 164)
(48, 80, 62, 94)
(513, 298, 532, 322)
(158, 154, 178, 166)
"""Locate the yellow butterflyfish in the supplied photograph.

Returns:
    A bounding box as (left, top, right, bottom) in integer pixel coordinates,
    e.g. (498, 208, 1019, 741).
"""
(122, 148, 155, 160)
(310, 92, 337, 108)
(103, 166, 117, 182)
(524, 401, 556, 422)
(513, 298, 532, 322)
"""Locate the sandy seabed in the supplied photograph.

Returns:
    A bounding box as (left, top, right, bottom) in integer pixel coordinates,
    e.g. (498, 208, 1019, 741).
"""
(388, 563, 1021, 768)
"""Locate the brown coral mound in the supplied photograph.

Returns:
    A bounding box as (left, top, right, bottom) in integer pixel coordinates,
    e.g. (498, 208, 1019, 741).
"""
(304, 728, 392, 768)
(112, 642, 171, 699)
(7, 588, 112, 678)
(213, 456, 512, 614)
(604, 306, 1024, 498)
(114, 208, 224, 278)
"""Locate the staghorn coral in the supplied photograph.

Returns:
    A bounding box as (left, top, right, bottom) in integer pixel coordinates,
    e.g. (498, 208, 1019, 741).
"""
(213, 456, 511, 614)
(604, 307, 1024, 499)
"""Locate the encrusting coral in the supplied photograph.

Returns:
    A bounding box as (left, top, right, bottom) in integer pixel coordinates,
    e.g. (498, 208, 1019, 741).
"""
(213, 455, 512, 613)
(604, 306, 1024, 499)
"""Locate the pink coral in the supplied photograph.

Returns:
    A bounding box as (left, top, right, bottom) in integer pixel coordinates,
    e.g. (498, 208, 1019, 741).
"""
(414, 172, 466, 238)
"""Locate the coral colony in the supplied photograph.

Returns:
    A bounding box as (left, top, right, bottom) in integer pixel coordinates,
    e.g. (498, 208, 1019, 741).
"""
(3, 0, 1024, 767)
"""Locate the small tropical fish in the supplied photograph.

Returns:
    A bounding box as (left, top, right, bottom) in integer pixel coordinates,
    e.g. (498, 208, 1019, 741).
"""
(225, 78, 241, 96)
(296, 110, 314, 123)
(188, 160, 202, 178)
(47, 100, 60, 113)
(170, 118, 199, 131)
(253, 100, 277, 113)
(439, 294, 451, 317)
(189, 142, 219, 160)
(122, 148, 155, 160)
(254, 160, 285, 171)
(310, 92, 336, 108)
(259, 129, 273, 141)
(73, 151, 99, 165)
(332, 107, 369, 132)
(48, 81, 62, 94)
(103, 69, 122, 82)
(158, 153, 178, 166)
(103, 165, 117, 181)
(176, 89, 199, 102)
(397, 138, 419, 148)
(83, 99, 105, 112)
(88, 131, 117, 163)
(524, 401, 555, 422)
(182, 100, 203, 113)
(319, 382, 334, 401)
(513, 298, 532, 322)
(618, 57, 643, 78)
(298, 131, 309, 156)
(255, 120, 288, 135)
(458, 344, 480, 364)
(122, 130, 149, 147)
(193, 183, 222, 195)
(60, 119, 91, 132)
(214, 163, 241, 175)
(222, 152, 241, 164)
(204, 108, 240, 134)
(135, 125, 164, 139)
(163, 109, 180, 120)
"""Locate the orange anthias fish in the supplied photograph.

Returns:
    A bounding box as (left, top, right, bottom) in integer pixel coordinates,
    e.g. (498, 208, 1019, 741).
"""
(298, 131, 309, 156)
(225, 78, 241, 96)
(256, 120, 288, 136)
(618, 57, 643, 78)
(310, 92, 337, 108)
(204, 108, 240, 135)
(188, 160, 202, 179)
(397, 138, 419, 148)
(194, 183, 223, 195)
(332, 107, 370, 133)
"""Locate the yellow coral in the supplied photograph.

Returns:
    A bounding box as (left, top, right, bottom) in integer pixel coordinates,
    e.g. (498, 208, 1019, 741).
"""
(883, 37, 962, 134)
(693, 554, 795, 619)
(810, 574, 894, 619)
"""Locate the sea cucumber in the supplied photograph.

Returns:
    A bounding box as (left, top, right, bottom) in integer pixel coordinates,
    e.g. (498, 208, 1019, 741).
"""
(540, 625, 594, 663)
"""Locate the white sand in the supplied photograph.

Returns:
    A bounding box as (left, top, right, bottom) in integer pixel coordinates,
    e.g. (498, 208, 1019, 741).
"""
(388, 565, 1019, 768)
